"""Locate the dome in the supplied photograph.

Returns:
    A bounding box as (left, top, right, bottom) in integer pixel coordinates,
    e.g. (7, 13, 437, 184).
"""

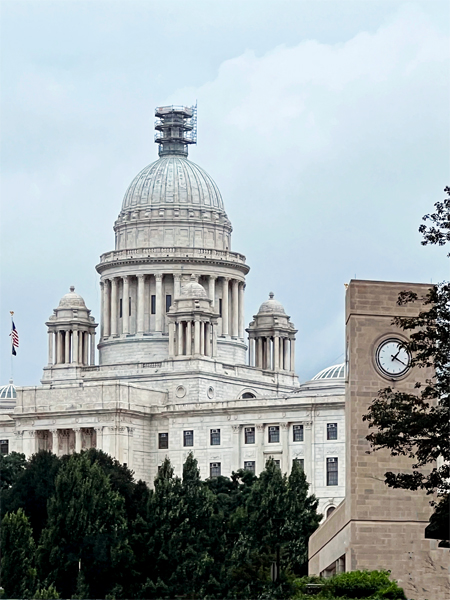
(312, 363, 345, 380)
(58, 286, 87, 309)
(0, 379, 16, 400)
(121, 156, 224, 212)
(257, 292, 286, 315)
(180, 276, 209, 299)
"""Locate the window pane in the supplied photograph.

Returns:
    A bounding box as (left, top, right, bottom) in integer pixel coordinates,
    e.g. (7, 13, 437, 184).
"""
(210, 429, 220, 445)
(245, 427, 255, 444)
(151, 295, 156, 315)
(0, 440, 9, 455)
(268, 426, 280, 443)
(244, 461, 255, 473)
(327, 457, 338, 486)
(158, 433, 168, 449)
(293, 424, 304, 442)
(327, 423, 338, 440)
(183, 430, 193, 447)
(166, 294, 172, 312)
(210, 462, 221, 477)
(119, 298, 123, 318)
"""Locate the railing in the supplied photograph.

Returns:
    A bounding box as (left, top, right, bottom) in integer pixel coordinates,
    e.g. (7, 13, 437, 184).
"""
(99, 246, 247, 265)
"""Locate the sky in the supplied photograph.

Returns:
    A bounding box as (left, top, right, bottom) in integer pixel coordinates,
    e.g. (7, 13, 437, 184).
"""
(1, 0, 449, 386)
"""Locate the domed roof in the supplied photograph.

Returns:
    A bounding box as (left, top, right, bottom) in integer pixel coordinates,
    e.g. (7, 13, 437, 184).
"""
(257, 292, 286, 315)
(180, 276, 208, 299)
(312, 363, 345, 380)
(0, 379, 16, 408)
(58, 286, 87, 308)
(121, 156, 224, 212)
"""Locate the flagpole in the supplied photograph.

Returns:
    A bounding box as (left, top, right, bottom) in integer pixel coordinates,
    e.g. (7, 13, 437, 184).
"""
(10, 311, 14, 383)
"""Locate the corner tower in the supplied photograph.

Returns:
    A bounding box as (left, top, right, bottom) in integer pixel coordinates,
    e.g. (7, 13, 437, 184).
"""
(96, 106, 249, 366)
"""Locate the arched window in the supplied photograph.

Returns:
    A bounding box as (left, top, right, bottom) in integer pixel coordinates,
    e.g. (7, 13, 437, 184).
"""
(242, 392, 256, 399)
(326, 506, 336, 518)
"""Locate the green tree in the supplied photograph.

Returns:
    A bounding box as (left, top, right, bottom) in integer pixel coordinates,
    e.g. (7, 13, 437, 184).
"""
(0, 451, 27, 491)
(363, 189, 450, 541)
(0, 508, 37, 598)
(37, 453, 132, 599)
(293, 570, 406, 599)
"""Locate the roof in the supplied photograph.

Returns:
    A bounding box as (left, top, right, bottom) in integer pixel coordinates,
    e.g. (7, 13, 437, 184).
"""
(0, 379, 16, 400)
(312, 363, 345, 380)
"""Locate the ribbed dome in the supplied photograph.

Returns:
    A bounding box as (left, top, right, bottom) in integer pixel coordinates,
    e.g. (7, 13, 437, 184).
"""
(122, 156, 224, 211)
(58, 286, 87, 308)
(257, 292, 286, 315)
(312, 363, 345, 380)
(181, 277, 208, 299)
(0, 379, 16, 400)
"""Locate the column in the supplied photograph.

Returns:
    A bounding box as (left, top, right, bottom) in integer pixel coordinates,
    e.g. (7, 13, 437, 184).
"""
(249, 337, 254, 366)
(137, 274, 145, 334)
(50, 429, 59, 456)
(174, 274, 182, 299)
(90, 332, 96, 365)
(205, 322, 211, 357)
(78, 332, 84, 364)
(100, 281, 105, 338)
(212, 324, 218, 357)
(231, 279, 239, 337)
(168, 322, 175, 357)
(64, 330, 70, 364)
(155, 274, 163, 332)
(266, 337, 272, 370)
(74, 428, 82, 453)
(232, 425, 241, 471)
(122, 276, 130, 334)
(48, 330, 54, 365)
(274, 336, 280, 371)
(281, 422, 289, 473)
(194, 319, 201, 354)
(186, 321, 192, 356)
(221, 278, 229, 335)
(200, 322, 205, 355)
(84, 332, 89, 365)
(72, 330, 78, 364)
(59, 331, 65, 363)
(238, 282, 245, 338)
(208, 275, 216, 308)
(178, 321, 184, 356)
(256, 424, 265, 474)
(283, 338, 289, 371)
(94, 426, 103, 451)
(257, 338, 263, 368)
(103, 279, 111, 337)
(111, 277, 118, 336)
(304, 421, 313, 492)
(290, 338, 296, 372)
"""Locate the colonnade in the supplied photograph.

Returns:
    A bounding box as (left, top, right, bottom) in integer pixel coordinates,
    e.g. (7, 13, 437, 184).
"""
(248, 335, 295, 371)
(48, 329, 96, 366)
(100, 273, 245, 338)
(168, 319, 218, 357)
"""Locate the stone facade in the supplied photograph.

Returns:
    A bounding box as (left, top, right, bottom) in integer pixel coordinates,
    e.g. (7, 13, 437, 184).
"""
(308, 280, 449, 600)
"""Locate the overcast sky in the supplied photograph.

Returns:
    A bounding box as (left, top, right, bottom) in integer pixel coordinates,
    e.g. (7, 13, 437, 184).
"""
(1, 0, 449, 386)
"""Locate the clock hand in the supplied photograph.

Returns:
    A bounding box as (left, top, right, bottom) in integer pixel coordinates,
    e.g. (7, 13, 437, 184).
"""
(393, 355, 407, 367)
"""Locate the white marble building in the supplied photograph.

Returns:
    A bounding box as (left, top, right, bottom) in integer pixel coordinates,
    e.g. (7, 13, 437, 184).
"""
(0, 106, 345, 514)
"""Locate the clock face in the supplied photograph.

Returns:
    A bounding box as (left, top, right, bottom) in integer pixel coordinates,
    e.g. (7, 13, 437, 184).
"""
(376, 339, 411, 377)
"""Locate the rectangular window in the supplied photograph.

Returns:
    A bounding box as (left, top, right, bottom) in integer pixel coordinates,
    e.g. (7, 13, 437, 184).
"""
(244, 461, 255, 474)
(245, 427, 255, 444)
(327, 423, 338, 440)
(119, 298, 123, 318)
(210, 462, 221, 477)
(268, 426, 280, 443)
(165, 294, 172, 312)
(129, 296, 132, 316)
(293, 458, 304, 470)
(293, 424, 304, 442)
(151, 295, 156, 315)
(274, 460, 281, 469)
(0, 440, 9, 455)
(183, 430, 193, 447)
(158, 433, 168, 449)
(210, 429, 220, 445)
(327, 457, 338, 486)
(219, 298, 223, 317)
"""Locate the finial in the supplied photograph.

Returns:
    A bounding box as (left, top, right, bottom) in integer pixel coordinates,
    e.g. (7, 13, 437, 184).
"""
(70, 286, 75, 292)
(269, 292, 274, 299)
(154, 104, 197, 158)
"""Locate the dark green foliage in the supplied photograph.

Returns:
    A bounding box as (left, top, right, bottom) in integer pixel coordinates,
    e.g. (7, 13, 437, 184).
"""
(0, 508, 36, 598)
(363, 189, 450, 540)
(293, 570, 406, 599)
(0, 451, 26, 490)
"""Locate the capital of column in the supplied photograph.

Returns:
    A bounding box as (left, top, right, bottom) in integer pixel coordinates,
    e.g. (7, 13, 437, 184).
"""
(123, 275, 129, 282)
(155, 274, 163, 282)
(280, 422, 289, 430)
(232, 425, 241, 434)
(256, 424, 264, 432)
(73, 428, 82, 433)
(174, 274, 182, 282)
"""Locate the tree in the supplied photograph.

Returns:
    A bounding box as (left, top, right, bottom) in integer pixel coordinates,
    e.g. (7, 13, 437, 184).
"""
(363, 187, 450, 540)
(0, 452, 27, 491)
(0, 508, 37, 598)
(37, 453, 132, 599)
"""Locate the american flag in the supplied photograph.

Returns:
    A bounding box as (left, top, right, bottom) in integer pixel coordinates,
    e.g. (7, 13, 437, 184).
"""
(10, 316, 19, 356)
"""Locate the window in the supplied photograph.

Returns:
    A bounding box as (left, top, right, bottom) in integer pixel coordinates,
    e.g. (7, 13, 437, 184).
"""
(0, 440, 9, 455)
(165, 294, 172, 312)
(327, 458, 338, 486)
(210, 429, 220, 445)
(268, 426, 280, 443)
(293, 424, 304, 442)
(327, 423, 338, 440)
(210, 462, 221, 477)
(119, 298, 123, 318)
(293, 458, 304, 470)
(274, 460, 281, 469)
(245, 427, 255, 444)
(327, 506, 336, 518)
(183, 430, 193, 447)
(158, 433, 168, 449)
(244, 461, 255, 473)
(151, 295, 156, 315)
(129, 296, 132, 316)
(219, 298, 222, 317)
(242, 392, 256, 399)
